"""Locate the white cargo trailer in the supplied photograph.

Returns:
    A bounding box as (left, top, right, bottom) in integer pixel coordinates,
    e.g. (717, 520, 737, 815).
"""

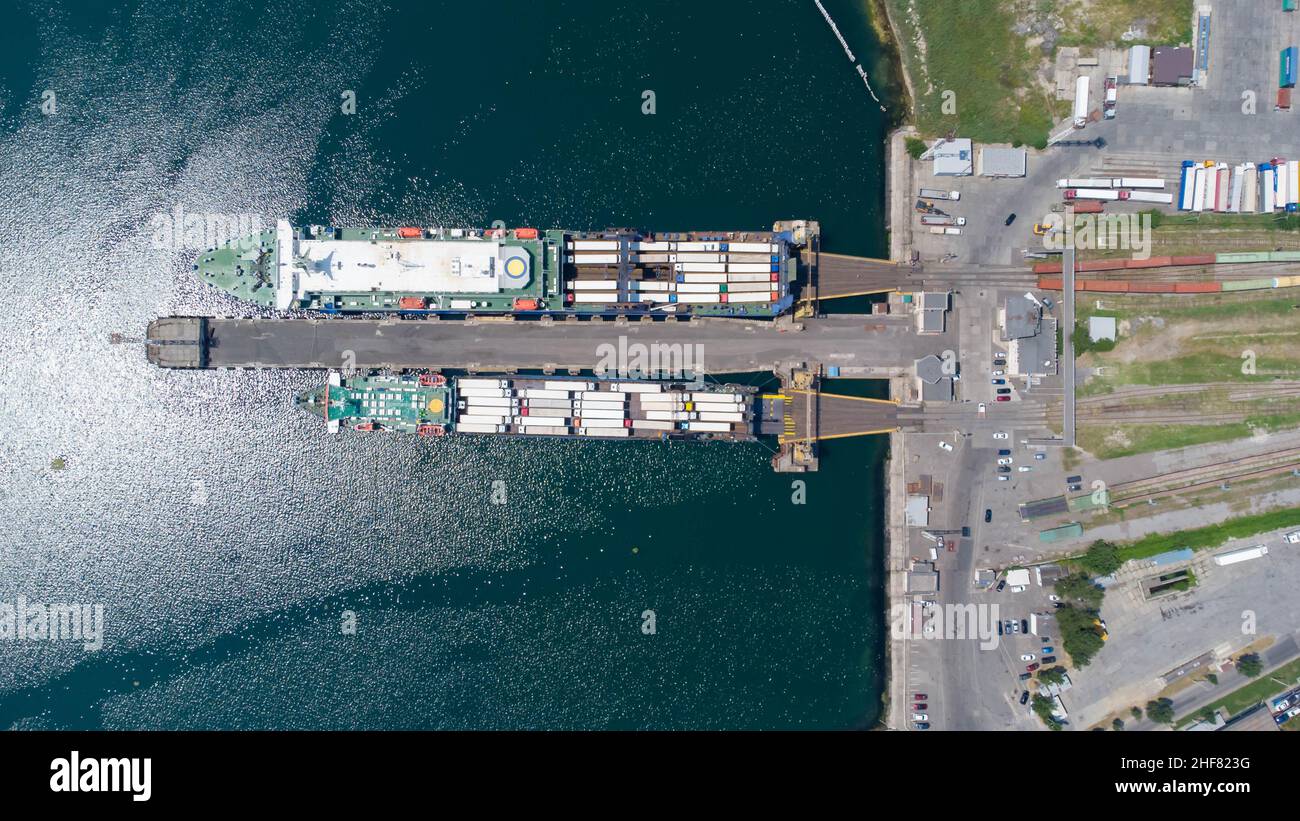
(1213, 545, 1269, 566)
(1073, 76, 1090, 126)
(1126, 190, 1174, 204)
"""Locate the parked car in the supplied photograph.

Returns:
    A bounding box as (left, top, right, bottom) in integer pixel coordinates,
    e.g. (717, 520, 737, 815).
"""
(1042, 297, 1054, 310)
(1005, 213, 1017, 226)
(991, 378, 1006, 385)
(997, 466, 1011, 473)
(1020, 654, 1036, 661)
(1011, 622, 1021, 634)
(996, 388, 1011, 395)
(992, 369, 1005, 376)
(1010, 585, 1026, 593)
(997, 475, 1009, 481)
(913, 713, 929, 722)
(1020, 619, 1029, 633)
(914, 693, 928, 701)
(997, 457, 1012, 465)
(913, 722, 930, 730)
(997, 449, 1011, 456)
(978, 402, 987, 414)
(993, 431, 1008, 439)
(997, 621, 1004, 635)
(1048, 595, 1060, 602)
(1041, 646, 1055, 654)
(996, 580, 1006, 592)
(996, 396, 1010, 402)
(1018, 672, 1032, 681)
(1035, 452, 1046, 460)
(912, 703, 927, 711)
(1017, 466, 1031, 473)
(1067, 475, 1082, 484)
(984, 509, 992, 522)
(1068, 483, 1082, 492)
(939, 441, 954, 452)
(1026, 663, 1039, 672)
(1288, 706, 1300, 719)
(1041, 655, 1057, 664)
(1019, 690, 1030, 705)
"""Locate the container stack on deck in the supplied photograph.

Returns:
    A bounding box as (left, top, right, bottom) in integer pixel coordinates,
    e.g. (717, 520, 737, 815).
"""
(564, 232, 791, 315)
(453, 377, 755, 440)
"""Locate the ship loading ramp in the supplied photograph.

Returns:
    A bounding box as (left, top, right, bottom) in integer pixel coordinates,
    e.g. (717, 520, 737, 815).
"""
(769, 364, 899, 472)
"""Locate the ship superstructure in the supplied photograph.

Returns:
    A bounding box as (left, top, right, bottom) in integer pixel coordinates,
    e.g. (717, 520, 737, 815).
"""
(196, 220, 799, 318)
(295, 371, 451, 435)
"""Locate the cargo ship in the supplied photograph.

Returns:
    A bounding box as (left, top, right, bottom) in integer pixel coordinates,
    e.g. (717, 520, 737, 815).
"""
(296, 371, 452, 435)
(297, 372, 758, 441)
(195, 219, 800, 318)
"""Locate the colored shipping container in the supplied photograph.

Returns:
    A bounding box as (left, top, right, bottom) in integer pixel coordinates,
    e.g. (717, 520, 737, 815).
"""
(1270, 251, 1300, 261)
(1037, 278, 1065, 290)
(1032, 262, 1064, 274)
(1174, 282, 1222, 293)
(1221, 278, 1277, 291)
(1127, 281, 1178, 293)
(1171, 254, 1216, 266)
(1125, 256, 1174, 269)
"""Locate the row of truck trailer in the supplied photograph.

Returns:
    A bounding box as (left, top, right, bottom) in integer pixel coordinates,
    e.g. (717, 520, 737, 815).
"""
(1176, 159, 1300, 213)
(1055, 177, 1174, 205)
(564, 238, 784, 306)
(453, 378, 754, 439)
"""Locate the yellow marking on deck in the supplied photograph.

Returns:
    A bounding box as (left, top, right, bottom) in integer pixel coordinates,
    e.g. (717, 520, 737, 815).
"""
(785, 388, 899, 405)
(816, 288, 899, 300)
(760, 393, 789, 400)
(780, 426, 899, 444)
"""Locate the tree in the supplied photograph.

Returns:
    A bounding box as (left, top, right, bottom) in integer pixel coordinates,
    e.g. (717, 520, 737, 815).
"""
(1032, 695, 1063, 731)
(1112, 717, 1125, 731)
(1145, 698, 1175, 724)
(1131, 706, 1143, 719)
(1079, 540, 1123, 576)
(1206, 673, 1219, 686)
(1236, 653, 1263, 678)
(1198, 707, 1218, 725)
(1056, 605, 1106, 667)
(905, 137, 927, 159)
(1055, 573, 1105, 610)
(1038, 666, 1069, 686)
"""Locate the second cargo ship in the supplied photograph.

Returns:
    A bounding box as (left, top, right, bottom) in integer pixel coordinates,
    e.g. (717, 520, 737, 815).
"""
(195, 220, 804, 318)
(296, 372, 758, 441)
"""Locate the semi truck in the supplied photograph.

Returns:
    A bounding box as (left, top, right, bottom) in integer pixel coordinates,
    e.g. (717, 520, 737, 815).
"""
(918, 188, 960, 200)
(1214, 544, 1269, 566)
(920, 215, 966, 226)
(1063, 188, 1119, 201)
(1056, 177, 1164, 189)
(1073, 75, 1090, 127)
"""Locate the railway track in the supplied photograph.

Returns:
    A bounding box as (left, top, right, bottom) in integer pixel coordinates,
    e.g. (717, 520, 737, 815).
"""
(1107, 446, 1300, 504)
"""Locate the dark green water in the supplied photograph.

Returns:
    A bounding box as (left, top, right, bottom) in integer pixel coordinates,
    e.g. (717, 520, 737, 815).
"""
(0, 0, 898, 729)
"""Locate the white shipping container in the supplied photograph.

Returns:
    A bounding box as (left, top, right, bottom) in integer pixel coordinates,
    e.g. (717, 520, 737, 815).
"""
(673, 253, 721, 263)
(725, 242, 777, 252)
(1127, 191, 1174, 204)
(570, 239, 619, 251)
(676, 294, 721, 304)
(637, 293, 672, 303)
(544, 381, 592, 391)
(1119, 177, 1165, 189)
(570, 294, 622, 304)
(679, 264, 727, 274)
(455, 422, 505, 433)
(1244, 166, 1258, 213)
(727, 263, 775, 274)
(698, 411, 745, 422)
(465, 396, 516, 408)
(579, 428, 630, 437)
(676, 283, 720, 293)
(675, 241, 721, 251)
(644, 410, 695, 421)
(692, 402, 743, 413)
(1263, 168, 1276, 211)
(1194, 167, 1208, 212)
(518, 425, 571, 435)
(692, 392, 741, 402)
(569, 280, 618, 291)
(631, 419, 675, 431)
(580, 391, 625, 402)
(1289, 160, 1299, 205)
(617, 383, 664, 393)
(458, 414, 509, 425)
(571, 408, 624, 420)
(679, 272, 728, 282)
(572, 254, 620, 265)
(726, 292, 776, 303)
(1227, 165, 1242, 213)
(630, 280, 672, 291)
(630, 241, 672, 251)
(576, 417, 627, 429)
(456, 388, 509, 398)
(574, 400, 626, 411)
(457, 378, 507, 389)
(686, 421, 733, 432)
(1070, 188, 1119, 200)
(523, 399, 573, 411)
(632, 253, 670, 264)
(725, 282, 774, 293)
(522, 389, 572, 400)
(515, 415, 568, 426)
